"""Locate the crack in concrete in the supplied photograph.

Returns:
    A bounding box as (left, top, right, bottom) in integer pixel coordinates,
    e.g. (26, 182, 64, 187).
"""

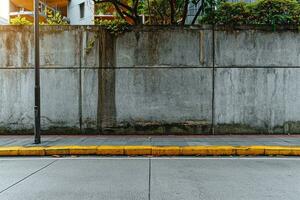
(0, 159, 58, 195)
(148, 158, 152, 200)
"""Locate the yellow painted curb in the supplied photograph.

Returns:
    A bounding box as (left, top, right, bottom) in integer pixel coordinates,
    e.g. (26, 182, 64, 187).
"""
(290, 147, 300, 156)
(69, 146, 97, 155)
(235, 146, 265, 156)
(152, 146, 181, 156)
(0, 147, 21, 156)
(206, 146, 235, 156)
(97, 146, 124, 155)
(0, 145, 300, 156)
(181, 146, 208, 156)
(124, 146, 152, 155)
(45, 146, 70, 155)
(264, 146, 300, 156)
(18, 147, 45, 156)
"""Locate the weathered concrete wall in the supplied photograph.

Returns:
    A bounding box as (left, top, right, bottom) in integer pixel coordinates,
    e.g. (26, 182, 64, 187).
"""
(0, 26, 85, 133)
(215, 68, 300, 134)
(214, 28, 300, 133)
(215, 30, 300, 67)
(1, 25, 300, 134)
(114, 28, 212, 134)
(116, 29, 213, 68)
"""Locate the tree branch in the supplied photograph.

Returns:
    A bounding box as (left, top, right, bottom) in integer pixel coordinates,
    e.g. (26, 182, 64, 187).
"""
(95, 0, 133, 13)
(94, 0, 142, 24)
(181, 0, 190, 25)
(191, 0, 204, 25)
(122, 10, 136, 21)
(112, 1, 127, 21)
(133, 0, 141, 24)
(169, 0, 176, 24)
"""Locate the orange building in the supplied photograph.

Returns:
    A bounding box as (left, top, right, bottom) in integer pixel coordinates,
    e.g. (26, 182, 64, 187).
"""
(9, 0, 69, 22)
(8, 0, 143, 25)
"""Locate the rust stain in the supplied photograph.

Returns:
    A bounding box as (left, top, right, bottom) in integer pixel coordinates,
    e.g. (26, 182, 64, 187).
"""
(200, 31, 205, 65)
(20, 32, 30, 68)
(97, 30, 117, 130)
(5, 32, 16, 67)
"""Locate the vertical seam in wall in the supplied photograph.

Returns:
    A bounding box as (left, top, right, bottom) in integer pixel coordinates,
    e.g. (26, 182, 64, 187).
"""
(148, 158, 152, 200)
(97, 30, 103, 132)
(112, 35, 117, 128)
(211, 26, 216, 135)
(79, 29, 83, 133)
(200, 31, 205, 65)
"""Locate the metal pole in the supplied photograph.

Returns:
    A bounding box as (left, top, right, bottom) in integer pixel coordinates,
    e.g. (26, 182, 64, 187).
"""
(34, 0, 41, 144)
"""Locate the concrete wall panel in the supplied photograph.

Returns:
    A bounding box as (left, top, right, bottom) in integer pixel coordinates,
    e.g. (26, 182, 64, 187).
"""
(116, 29, 213, 68)
(40, 69, 80, 129)
(0, 69, 34, 130)
(82, 31, 100, 68)
(115, 68, 212, 128)
(215, 68, 300, 133)
(81, 69, 98, 129)
(40, 29, 81, 68)
(0, 28, 33, 68)
(215, 30, 300, 67)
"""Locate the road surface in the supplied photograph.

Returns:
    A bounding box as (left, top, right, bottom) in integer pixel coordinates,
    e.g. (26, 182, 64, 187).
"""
(0, 157, 299, 200)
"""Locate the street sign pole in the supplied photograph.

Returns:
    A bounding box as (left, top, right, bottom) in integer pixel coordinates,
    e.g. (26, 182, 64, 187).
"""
(34, 0, 41, 144)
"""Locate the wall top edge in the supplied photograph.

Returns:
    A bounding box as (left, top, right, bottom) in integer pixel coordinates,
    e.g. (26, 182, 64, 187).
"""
(0, 24, 299, 32)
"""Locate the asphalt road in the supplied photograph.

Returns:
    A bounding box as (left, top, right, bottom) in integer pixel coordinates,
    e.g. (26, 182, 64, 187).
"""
(0, 157, 300, 200)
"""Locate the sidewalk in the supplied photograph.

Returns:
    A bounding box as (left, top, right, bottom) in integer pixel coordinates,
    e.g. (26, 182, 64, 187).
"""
(1, 135, 300, 156)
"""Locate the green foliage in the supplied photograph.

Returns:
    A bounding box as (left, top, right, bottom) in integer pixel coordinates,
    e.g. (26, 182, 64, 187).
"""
(95, 2, 115, 15)
(144, 0, 170, 24)
(137, 0, 146, 15)
(251, 0, 300, 25)
(199, 0, 300, 25)
(94, 18, 130, 35)
(10, 17, 32, 25)
(95, 1, 145, 18)
(126, 0, 145, 15)
(86, 19, 129, 54)
(200, 1, 251, 25)
(10, 10, 68, 25)
(94, 0, 144, 24)
(45, 9, 68, 25)
(85, 36, 98, 54)
(144, 0, 187, 24)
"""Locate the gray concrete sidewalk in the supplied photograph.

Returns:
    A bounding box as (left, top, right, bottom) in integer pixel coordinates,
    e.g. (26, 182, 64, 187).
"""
(1, 135, 300, 147)
(1, 157, 300, 200)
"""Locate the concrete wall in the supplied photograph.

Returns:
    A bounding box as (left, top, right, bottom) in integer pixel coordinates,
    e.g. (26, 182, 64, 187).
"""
(0, 25, 300, 134)
(114, 28, 213, 134)
(214, 28, 300, 134)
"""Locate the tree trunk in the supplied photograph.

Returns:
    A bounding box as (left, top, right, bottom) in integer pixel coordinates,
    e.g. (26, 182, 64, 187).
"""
(169, 0, 176, 24)
(181, 0, 189, 25)
(191, 0, 204, 25)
